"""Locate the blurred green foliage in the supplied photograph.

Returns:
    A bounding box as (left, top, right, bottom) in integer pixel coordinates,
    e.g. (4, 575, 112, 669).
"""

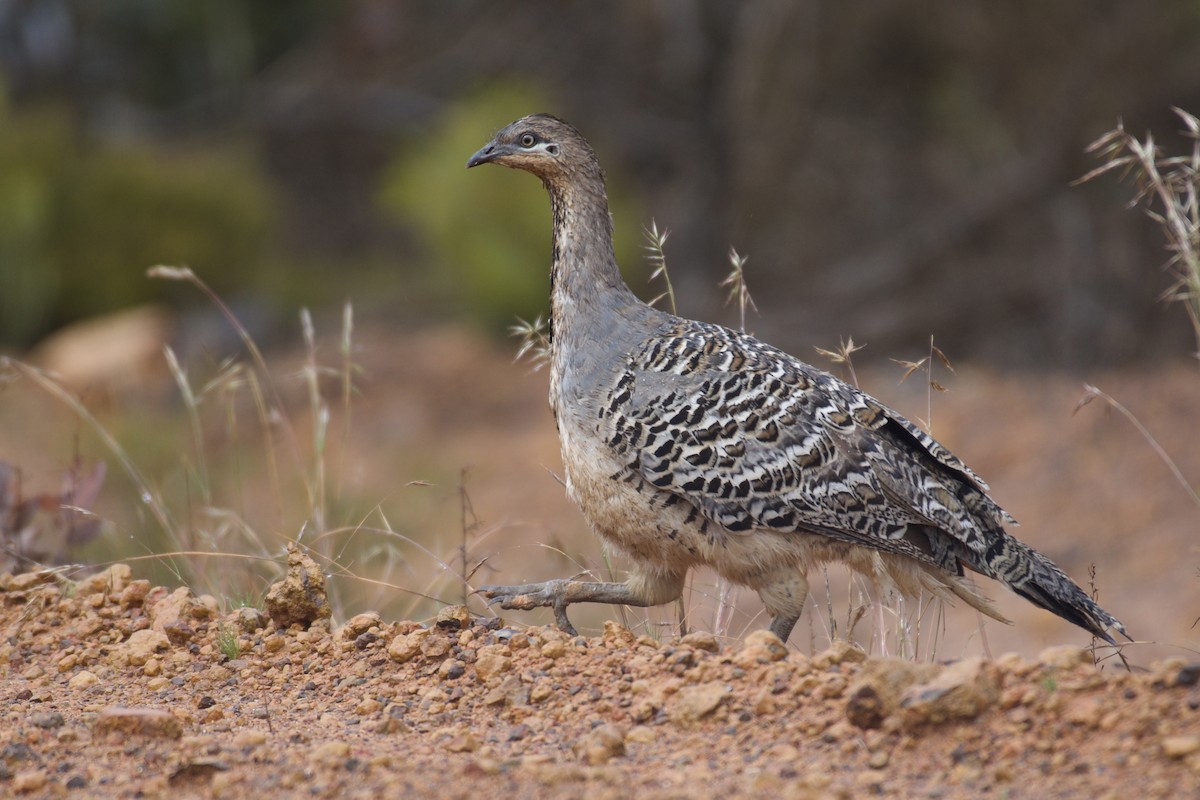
(379, 86, 641, 330)
(0, 96, 272, 348)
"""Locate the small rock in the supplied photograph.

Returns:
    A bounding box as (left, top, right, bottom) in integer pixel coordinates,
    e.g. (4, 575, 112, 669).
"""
(118, 579, 151, 608)
(194, 594, 220, 619)
(680, 631, 721, 653)
(436, 605, 471, 630)
(1064, 697, 1105, 729)
(846, 660, 939, 730)
(162, 620, 197, 645)
(342, 612, 382, 638)
(626, 726, 655, 744)
(68, 670, 99, 690)
(483, 675, 530, 707)
(868, 749, 890, 769)
(541, 640, 567, 659)
(231, 606, 268, 633)
(1176, 664, 1200, 688)
(1037, 645, 1092, 670)
(899, 658, 1000, 729)
(672, 682, 729, 723)
(387, 630, 429, 663)
(812, 639, 867, 669)
(263, 543, 331, 629)
(143, 657, 161, 677)
(233, 731, 267, 749)
(149, 587, 202, 632)
(602, 620, 637, 647)
(438, 659, 466, 680)
(311, 741, 351, 763)
(170, 758, 230, 785)
(734, 630, 789, 666)
(847, 684, 887, 730)
(74, 564, 132, 596)
(121, 629, 170, 667)
(1162, 736, 1200, 759)
(474, 652, 513, 682)
(93, 707, 183, 740)
(12, 770, 47, 794)
(577, 723, 626, 765)
(420, 634, 451, 660)
(355, 698, 383, 715)
(28, 712, 64, 729)
(446, 732, 480, 753)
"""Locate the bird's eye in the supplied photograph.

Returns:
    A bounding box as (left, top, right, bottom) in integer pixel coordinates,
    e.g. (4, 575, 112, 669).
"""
(519, 133, 536, 148)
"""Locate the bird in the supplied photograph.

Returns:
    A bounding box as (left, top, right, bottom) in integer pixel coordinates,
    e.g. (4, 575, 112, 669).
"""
(466, 113, 1128, 646)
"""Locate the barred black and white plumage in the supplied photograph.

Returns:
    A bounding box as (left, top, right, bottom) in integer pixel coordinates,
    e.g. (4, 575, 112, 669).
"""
(467, 114, 1128, 645)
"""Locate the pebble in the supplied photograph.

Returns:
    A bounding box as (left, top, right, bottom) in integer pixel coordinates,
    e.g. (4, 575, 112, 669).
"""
(74, 564, 132, 596)
(387, 630, 429, 663)
(120, 629, 170, 667)
(356, 698, 383, 715)
(680, 631, 720, 653)
(1162, 736, 1200, 759)
(436, 605, 471, 630)
(577, 723, 626, 765)
(234, 730, 268, 748)
(438, 659, 466, 679)
(420, 634, 451, 659)
(311, 741, 351, 762)
(734, 630, 789, 666)
(232, 606, 268, 633)
(1037, 645, 1092, 670)
(68, 670, 99, 690)
(93, 707, 183, 740)
(446, 732, 480, 753)
(899, 658, 1000, 729)
(12, 770, 47, 794)
(118, 580, 151, 608)
(671, 682, 729, 723)
(28, 712, 64, 729)
(812, 639, 867, 669)
(474, 652, 513, 682)
(342, 612, 383, 637)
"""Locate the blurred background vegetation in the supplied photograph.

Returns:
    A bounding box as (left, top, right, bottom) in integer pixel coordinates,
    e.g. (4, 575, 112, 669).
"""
(0, 1, 1198, 648)
(0, 0, 1198, 363)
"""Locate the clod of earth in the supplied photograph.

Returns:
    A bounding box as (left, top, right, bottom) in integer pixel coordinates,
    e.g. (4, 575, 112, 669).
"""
(263, 543, 331, 629)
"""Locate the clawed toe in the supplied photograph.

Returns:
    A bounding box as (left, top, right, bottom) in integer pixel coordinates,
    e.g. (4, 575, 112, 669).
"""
(474, 581, 577, 635)
(477, 584, 539, 609)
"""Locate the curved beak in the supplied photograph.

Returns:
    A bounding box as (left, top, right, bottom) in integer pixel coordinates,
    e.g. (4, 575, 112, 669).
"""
(467, 139, 506, 169)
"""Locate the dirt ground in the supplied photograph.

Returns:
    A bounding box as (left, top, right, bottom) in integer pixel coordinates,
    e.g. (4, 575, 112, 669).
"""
(2, 557, 1199, 799)
(3, 322, 1200, 797)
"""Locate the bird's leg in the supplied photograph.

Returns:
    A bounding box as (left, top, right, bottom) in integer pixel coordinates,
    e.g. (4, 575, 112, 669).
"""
(479, 569, 686, 635)
(769, 614, 800, 643)
(753, 567, 810, 645)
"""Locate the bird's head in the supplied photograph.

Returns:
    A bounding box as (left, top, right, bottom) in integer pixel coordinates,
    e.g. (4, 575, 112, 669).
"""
(466, 114, 598, 184)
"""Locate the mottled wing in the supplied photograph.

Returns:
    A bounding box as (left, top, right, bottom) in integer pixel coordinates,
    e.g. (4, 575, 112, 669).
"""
(599, 320, 1012, 568)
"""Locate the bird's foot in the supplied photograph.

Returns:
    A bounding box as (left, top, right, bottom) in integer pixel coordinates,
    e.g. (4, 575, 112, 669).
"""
(478, 579, 578, 635)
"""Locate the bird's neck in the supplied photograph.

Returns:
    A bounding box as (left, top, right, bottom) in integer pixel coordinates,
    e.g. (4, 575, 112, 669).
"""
(545, 177, 639, 352)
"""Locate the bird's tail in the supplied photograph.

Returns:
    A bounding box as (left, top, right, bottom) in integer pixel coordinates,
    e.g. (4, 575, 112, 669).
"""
(967, 534, 1128, 644)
